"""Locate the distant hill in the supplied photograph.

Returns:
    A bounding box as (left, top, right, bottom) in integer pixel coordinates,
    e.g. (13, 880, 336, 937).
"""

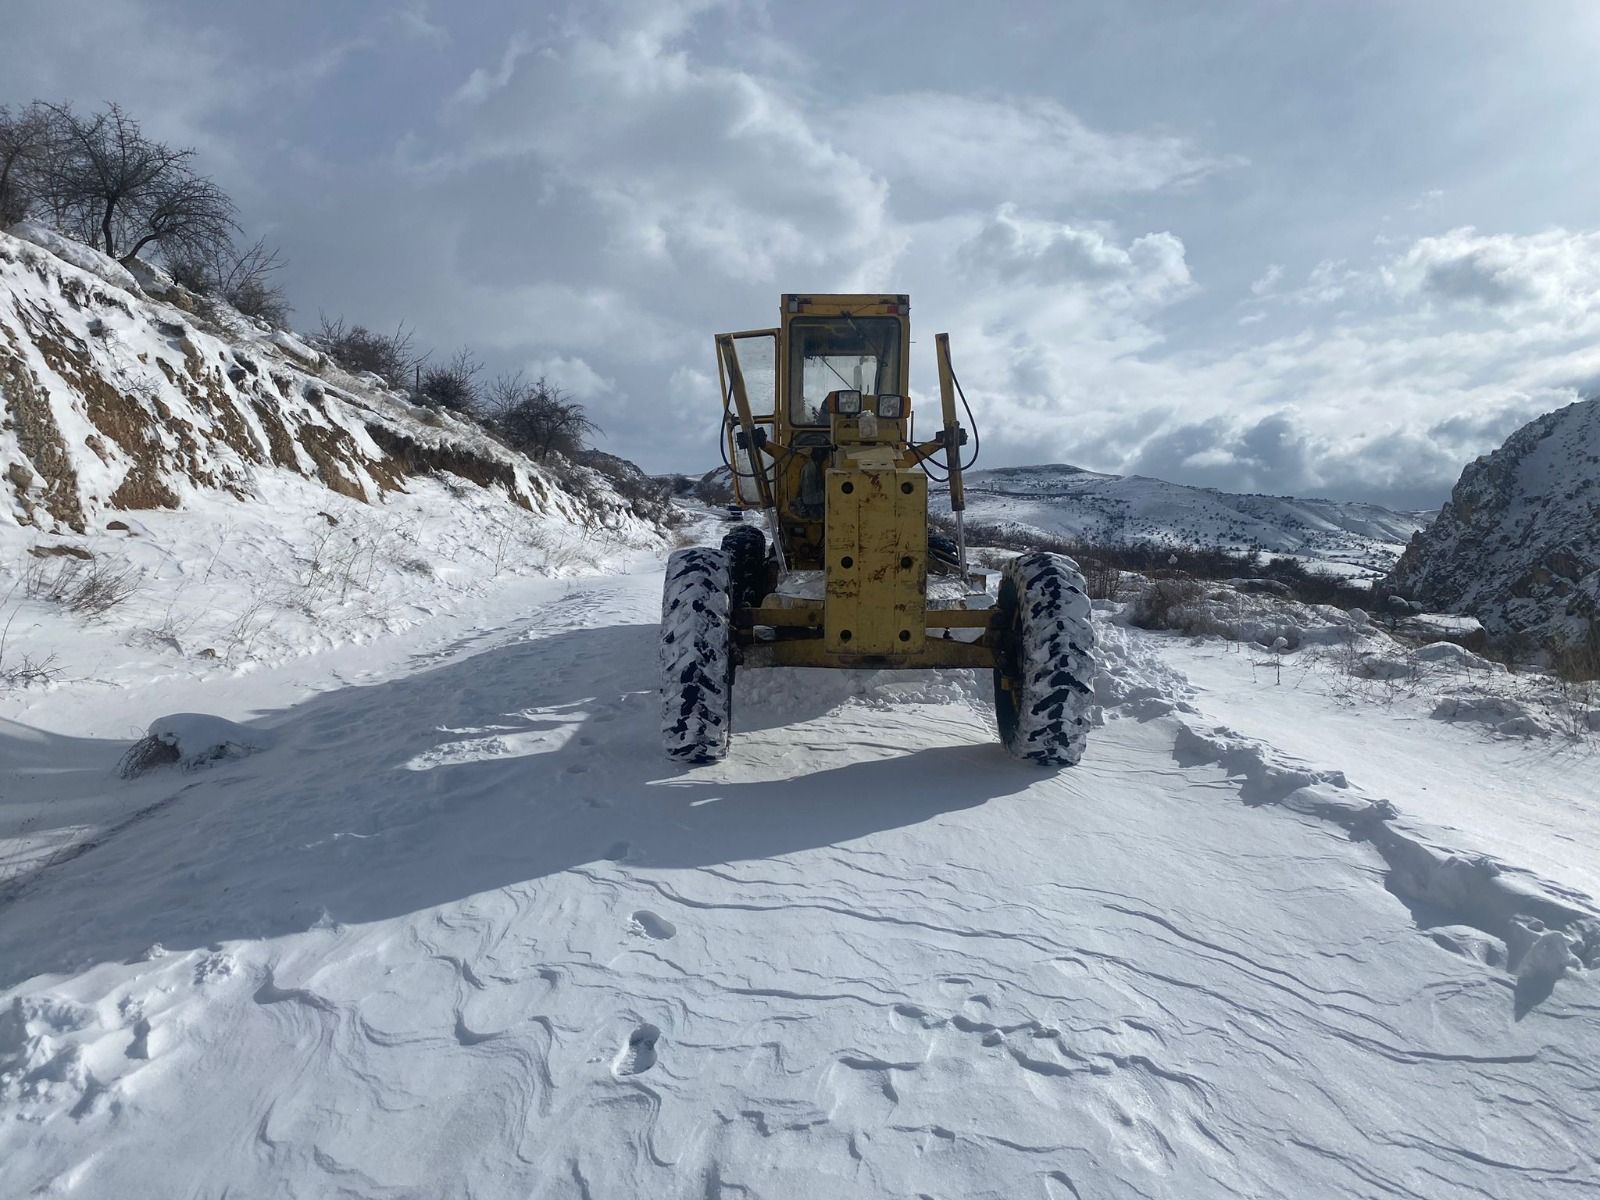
(946, 464, 1428, 574)
(1388, 398, 1600, 642)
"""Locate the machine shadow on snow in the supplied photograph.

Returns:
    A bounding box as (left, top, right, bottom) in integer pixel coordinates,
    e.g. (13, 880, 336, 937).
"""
(0, 623, 1037, 990)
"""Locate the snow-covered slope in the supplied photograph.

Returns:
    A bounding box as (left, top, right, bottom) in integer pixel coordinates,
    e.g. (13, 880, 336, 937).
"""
(2, 539, 1595, 1198)
(1388, 397, 1600, 642)
(0, 226, 642, 535)
(0, 227, 665, 684)
(955, 464, 1428, 572)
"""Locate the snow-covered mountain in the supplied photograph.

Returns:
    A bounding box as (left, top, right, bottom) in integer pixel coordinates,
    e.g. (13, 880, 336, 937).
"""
(1389, 397, 1600, 643)
(951, 464, 1428, 572)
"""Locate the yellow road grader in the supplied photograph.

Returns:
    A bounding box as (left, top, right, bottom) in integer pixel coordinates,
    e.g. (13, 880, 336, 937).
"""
(659, 294, 1096, 764)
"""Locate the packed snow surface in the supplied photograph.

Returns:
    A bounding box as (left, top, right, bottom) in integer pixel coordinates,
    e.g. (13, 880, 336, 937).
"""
(2, 536, 1596, 1198)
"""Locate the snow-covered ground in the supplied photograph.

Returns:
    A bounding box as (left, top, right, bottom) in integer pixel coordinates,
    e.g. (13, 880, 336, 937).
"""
(3, 527, 1596, 1198)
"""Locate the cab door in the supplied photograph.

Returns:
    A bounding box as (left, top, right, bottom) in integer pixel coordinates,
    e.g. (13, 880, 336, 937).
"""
(715, 329, 778, 507)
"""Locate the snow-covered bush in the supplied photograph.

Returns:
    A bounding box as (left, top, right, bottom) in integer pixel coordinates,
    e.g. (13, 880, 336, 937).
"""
(1129, 577, 1204, 630)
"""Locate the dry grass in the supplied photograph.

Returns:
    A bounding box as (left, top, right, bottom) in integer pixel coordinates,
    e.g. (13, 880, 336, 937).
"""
(23, 553, 140, 615)
(118, 734, 181, 779)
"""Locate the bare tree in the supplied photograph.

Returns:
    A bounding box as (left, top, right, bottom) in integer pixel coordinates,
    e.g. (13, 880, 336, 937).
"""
(486, 372, 600, 460)
(417, 346, 483, 412)
(41, 102, 237, 263)
(169, 236, 292, 325)
(0, 102, 57, 225)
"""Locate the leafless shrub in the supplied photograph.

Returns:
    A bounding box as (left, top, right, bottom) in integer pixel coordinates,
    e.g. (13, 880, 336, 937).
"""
(0, 594, 63, 689)
(485, 372, 599, 460)
(316, 313, 423, 387)
(416, 346, 482, 412)
(222, 593, 275, 663)
(118, 733, 181, 779)
(0, 652, 60, 687)
(1129, 578, 1204, 630)
(1547, 622, 1600, 684)
(1078, 556, 1124, 601)
(1483, 629, 1538, 673)
(168, 236, 291, 326)
(932, 517, 1377, 610)
(23, 555, 140, 615)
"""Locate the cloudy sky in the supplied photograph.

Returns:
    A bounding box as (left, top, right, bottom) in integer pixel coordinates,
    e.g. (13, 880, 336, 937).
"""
(6, 0, 1600, 509)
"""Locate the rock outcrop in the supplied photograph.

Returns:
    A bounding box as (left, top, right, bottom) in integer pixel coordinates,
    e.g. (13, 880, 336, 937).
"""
(1388, 397, 1600, 643)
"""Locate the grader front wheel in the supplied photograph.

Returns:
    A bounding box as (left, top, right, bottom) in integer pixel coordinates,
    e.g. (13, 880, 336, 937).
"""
(993, 552, 1097, 766)
(659, 547, 735, 763)
(720, 525, 768, 608)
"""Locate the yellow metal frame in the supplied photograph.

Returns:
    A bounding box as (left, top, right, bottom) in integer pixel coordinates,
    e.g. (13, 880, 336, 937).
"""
(713, 294, 989, 672)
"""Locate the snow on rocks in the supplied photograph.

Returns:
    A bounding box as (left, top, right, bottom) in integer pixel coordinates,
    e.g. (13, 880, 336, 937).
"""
(120, 713, 275, 778)
(6, 221, 139, 291)
(1413, 639, 1500, 670)
(268, 328, 322, 367)
(1432, 691, 1550, 738)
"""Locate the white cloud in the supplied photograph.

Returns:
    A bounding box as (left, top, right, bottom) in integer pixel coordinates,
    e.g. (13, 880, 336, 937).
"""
(523, 355, 613, 400)
(15, 0, 1593, 506)
(838, 93, 1236, 204)
(957, 205, 1192, 306)
(1249, 264, 1283, 296)
(437, 19, 894, 286)
(1386, 227, 1600, 316)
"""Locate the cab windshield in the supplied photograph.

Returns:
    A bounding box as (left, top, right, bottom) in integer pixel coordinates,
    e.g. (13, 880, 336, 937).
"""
(787, 316, 902, 426)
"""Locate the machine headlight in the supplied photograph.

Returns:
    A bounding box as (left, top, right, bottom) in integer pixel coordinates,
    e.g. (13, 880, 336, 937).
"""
(834, 390, 862, 415)
(875, 393, 904, 419)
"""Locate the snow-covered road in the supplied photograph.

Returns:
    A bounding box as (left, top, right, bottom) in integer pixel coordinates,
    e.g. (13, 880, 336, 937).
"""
(3, 561, 1596, 1199)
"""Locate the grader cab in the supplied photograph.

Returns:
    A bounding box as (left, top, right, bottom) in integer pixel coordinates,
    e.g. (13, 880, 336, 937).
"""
(659, 294, 1096, 764)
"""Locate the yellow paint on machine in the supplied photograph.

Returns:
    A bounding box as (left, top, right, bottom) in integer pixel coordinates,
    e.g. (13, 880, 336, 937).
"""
(824, 466, 927, 655)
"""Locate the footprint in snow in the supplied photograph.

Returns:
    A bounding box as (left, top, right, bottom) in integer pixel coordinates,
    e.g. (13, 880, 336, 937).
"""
(628, 910, 676, 940)
(613, 1023, 660, 1076)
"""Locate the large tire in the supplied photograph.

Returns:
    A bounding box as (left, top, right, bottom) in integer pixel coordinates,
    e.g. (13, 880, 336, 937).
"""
(992, 551, 1096, 765)
(659, 547, 734, 763)
(928, 531, 960, 570)
(720, 525, 767, 609)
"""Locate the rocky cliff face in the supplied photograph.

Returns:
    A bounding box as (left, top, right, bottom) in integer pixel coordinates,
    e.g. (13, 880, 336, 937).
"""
(0, 226, 650, 538)
(1388, 397, 1600, 643)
